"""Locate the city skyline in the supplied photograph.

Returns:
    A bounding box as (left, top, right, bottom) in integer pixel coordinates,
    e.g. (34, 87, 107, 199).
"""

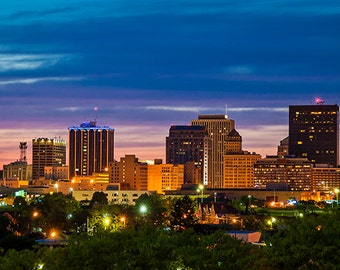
(1, 1, 340, 168)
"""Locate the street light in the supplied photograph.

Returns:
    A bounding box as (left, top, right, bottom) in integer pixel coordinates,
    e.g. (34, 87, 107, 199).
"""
(103, 216, 111, 230)
(140, 205, 147, 221)
(120, 216, 126, 228)
(335, 188, 339, 208)
(198, 184, 204, 203)
(267, 217, 276, 229)
(140, 205, 147, 214)
(54, 183, 59, 193)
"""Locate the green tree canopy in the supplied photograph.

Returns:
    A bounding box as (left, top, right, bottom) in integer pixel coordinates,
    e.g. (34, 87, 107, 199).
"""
(169, 195, 198, 231)
(90, 191, 108, 207)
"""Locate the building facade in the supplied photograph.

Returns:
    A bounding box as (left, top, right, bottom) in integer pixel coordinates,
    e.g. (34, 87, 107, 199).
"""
(148, 163, 184, 194)
(191, 115, 235, 188)
(44, 166, 69, 180)
(2, 161, 32, 181)
(68, 121, 115, 179)
(289, 104, 339, 167)
(254, 157, 312, 191)
(312, 166, 340, 192)
(109, 155, 148, 190)
(224, 152, 261, 188)
(166, 125, 211, 185)
(32, 138, 66, 180)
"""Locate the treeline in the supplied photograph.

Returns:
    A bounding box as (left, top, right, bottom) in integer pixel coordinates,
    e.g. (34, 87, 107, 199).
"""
(1, 192, 340, 269)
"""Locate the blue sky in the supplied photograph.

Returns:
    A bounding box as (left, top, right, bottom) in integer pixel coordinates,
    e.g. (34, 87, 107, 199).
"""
(1, 0, 339, 167)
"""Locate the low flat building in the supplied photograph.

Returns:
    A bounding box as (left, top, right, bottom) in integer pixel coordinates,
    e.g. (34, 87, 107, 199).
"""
(72, 190, 152, 205)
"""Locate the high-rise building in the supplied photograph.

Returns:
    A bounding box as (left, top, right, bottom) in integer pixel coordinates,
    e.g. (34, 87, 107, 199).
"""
(69, 121, 114, 179)
(289, 104, 339, 167)
(166, 125, 211, 185)
(108, 155, 148, 190)
(191, 115, 235, 188)
(32, 138, 66, 180)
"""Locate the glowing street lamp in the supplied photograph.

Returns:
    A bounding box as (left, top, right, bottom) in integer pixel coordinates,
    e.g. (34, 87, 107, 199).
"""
(120, 216, 126, 227)
(335, 188, 339, 208)
(140, 205, 147, 215)
(103, 216, 111, 230)
(50, 230, 58, 239)
(267, 217, 276, 229)
(54, 183, 59, 193)
(198, 184, 204, 203)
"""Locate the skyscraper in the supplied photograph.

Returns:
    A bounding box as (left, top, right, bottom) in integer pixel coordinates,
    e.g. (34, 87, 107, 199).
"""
(166, 125, 211, 185)
(68, 121, 114, 179)
(191, 115, 235, 188)
(289, 104, 339, 167)
(32, 138, 66, 180)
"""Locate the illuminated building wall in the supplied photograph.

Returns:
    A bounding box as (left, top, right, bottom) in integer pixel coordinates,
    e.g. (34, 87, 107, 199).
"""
(289, 104, 339, 167)
(166, 125, 211, 185)
(32, 138, 66, 180)
(147, 163, 184, 194)
(191, 115, 235, 188)
(68, 121, 114, 179)
(3, 161, 32, 181)
(254, 157, 312, 191)
(44, 166, 68, 180)
(224, 152, 261, 188)
(108, 155, 148, 191)
(312, 166, 340, 192)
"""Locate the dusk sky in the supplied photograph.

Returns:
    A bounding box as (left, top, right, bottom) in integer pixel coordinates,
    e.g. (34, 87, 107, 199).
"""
(1, 0, 340, 168)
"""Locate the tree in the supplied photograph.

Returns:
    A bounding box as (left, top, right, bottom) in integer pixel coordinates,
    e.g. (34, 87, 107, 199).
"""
(265, 213, 340, 269)
(0, 249, 40, 270)
(32, 193, 80, 234)
(134, 193, 169, 227)
(90, 191, 108, 207)
(169, 195, 198, 231)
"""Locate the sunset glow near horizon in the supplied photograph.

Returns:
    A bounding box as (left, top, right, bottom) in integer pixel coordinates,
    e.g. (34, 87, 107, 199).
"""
(1, 1, 339, 169)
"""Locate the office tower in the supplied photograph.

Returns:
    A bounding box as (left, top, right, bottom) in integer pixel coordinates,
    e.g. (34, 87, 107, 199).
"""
(224, 129, 261, 188)
(225, 129, 242, 154)
(254, 157, 312, 191)
(109, 155, 148, 190)
(32, 138, 66, 180)
(289, 104, 339, 167)
(148, 163, 184, 194)
(69, 121, 114, 179)
(191, 115, 235, 188)
(166, 125, 211, 185)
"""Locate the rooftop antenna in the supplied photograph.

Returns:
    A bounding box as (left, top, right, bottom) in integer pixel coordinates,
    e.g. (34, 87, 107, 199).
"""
(315, 98, 325, 105)
(225, 104, 229, 118)
(94, 107, 98, 123)
(19, 142, 27, 162)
